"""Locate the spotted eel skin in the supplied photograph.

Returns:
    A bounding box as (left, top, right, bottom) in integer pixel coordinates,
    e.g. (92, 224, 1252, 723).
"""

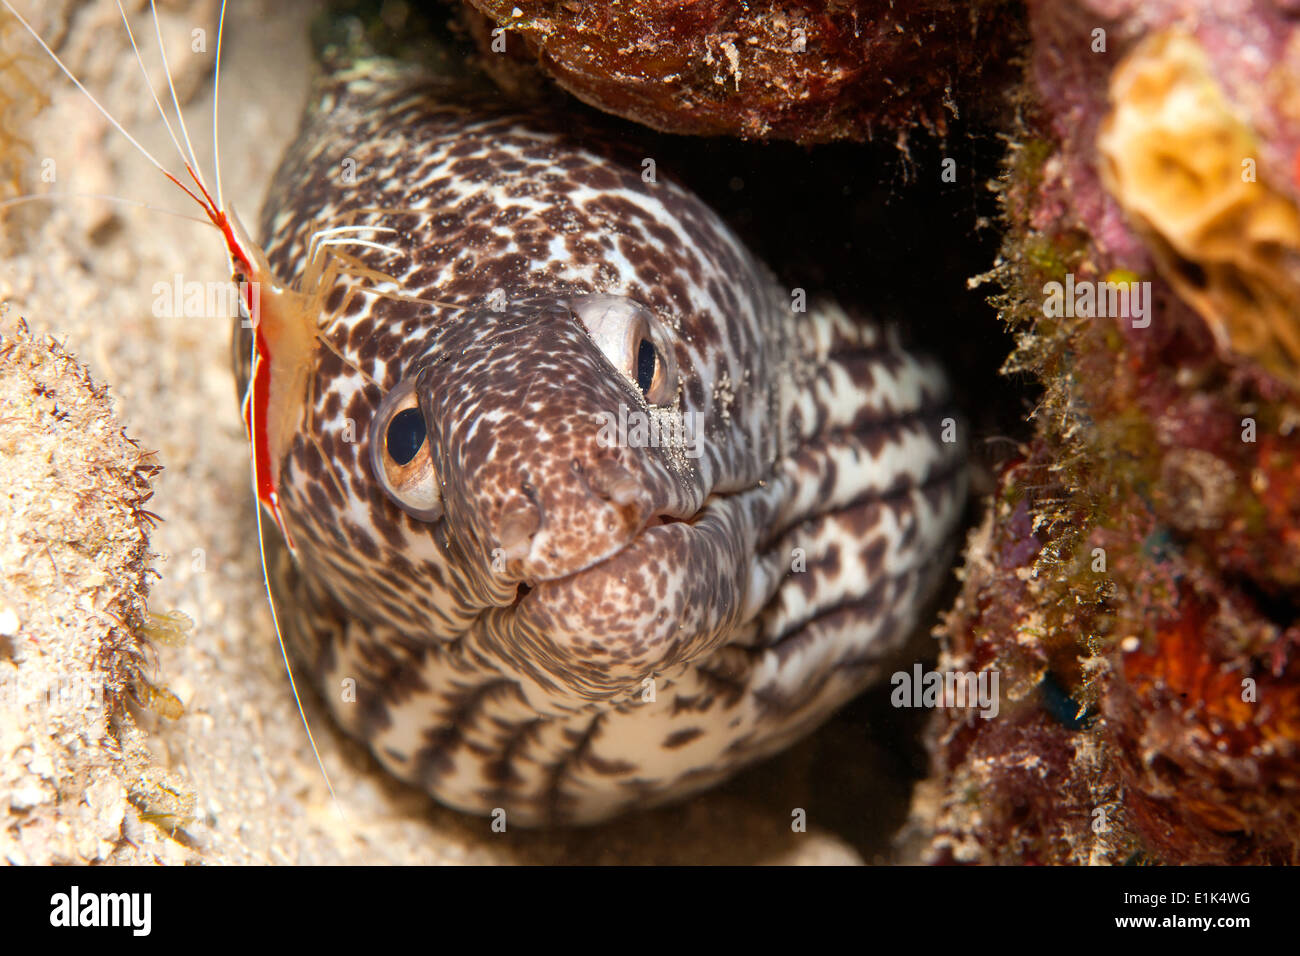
(240, 60, 967, 825)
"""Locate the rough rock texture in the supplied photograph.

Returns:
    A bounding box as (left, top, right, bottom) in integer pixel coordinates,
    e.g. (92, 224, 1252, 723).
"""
(915, 0, 1300, 865)
(460, 0, 1023, 143)
(0, 0, 884, 864)
(0, 320, 193, 865)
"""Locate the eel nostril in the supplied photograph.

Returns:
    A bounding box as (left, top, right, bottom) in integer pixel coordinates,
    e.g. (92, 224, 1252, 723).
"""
(496, 499, 541, 559)
(578, 458, 647, 509)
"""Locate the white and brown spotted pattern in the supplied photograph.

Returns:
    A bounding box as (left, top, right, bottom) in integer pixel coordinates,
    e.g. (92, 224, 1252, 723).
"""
(239, 59, 966, 825)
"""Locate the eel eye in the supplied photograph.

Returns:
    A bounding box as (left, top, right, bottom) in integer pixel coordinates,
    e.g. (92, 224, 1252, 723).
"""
(386, 408, 426, 465)
(635, 337, 664, 400)
(569, 294, 677, 405)
(369, 381, 442, 521)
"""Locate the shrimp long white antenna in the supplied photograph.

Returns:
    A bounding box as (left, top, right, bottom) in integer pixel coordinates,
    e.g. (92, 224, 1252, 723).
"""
(0, 0, 207, 210)
(246, 332, 346, 823)
(114, 0, 192, 181)
(149, 0, 210, 196)
(0, 191, 212, 226)
(213, 0, 228, 210)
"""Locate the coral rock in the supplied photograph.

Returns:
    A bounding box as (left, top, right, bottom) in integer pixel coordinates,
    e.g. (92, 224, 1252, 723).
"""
(462, 0, 1021, 143)
(915, 0, 1300, 865)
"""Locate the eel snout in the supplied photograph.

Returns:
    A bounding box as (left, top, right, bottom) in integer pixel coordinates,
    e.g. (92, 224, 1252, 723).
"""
(399, 304, 707, 584)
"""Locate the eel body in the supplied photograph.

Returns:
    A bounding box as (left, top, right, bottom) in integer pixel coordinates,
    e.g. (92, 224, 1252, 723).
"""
(241, 61, 966, 825)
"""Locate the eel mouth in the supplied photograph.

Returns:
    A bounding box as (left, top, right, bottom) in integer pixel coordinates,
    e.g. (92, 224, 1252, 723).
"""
(503, 482, 760, 613)
(510, 510, 699, 601)
(500, 493, 704, 587)
(485, 484, 782, 703)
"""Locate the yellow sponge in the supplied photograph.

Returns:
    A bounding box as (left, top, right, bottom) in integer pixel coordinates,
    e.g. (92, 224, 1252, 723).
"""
(1098, 29, 1300, 390)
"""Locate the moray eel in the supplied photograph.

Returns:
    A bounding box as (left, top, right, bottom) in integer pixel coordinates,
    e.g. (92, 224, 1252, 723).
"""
(237, 60, 967, 825)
